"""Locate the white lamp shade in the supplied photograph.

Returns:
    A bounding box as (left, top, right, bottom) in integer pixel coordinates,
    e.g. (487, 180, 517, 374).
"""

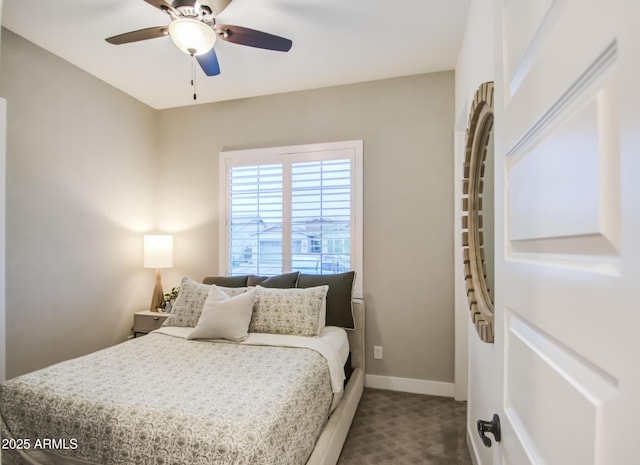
(144, 235, 174, 268)
(169, 18, 216, 56)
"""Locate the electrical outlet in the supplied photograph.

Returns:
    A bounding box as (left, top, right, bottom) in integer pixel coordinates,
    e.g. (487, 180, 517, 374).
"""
(373, 345, 383, 360)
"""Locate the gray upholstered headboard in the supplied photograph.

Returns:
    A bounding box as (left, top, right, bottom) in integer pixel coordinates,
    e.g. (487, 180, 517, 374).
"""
(348, 299, 365, 371)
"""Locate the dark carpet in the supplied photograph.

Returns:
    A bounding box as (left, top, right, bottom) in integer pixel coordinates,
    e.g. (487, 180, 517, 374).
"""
(337, 388, 472, 465)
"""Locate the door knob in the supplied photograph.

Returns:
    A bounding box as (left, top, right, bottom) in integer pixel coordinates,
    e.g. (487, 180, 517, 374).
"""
(477, 414, 501, 447)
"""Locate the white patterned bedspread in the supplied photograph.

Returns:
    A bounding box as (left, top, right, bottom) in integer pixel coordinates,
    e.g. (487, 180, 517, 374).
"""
(0, 332, 337, 465)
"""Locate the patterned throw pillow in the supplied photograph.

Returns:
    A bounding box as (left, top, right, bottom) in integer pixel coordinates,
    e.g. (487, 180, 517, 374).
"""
(162, 277, 211, 327)
(218, 286, 249, 298)
(249, 285, 329, 337)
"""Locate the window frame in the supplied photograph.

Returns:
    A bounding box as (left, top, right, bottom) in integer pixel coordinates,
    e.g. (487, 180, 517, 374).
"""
(219, 140, 363, 298)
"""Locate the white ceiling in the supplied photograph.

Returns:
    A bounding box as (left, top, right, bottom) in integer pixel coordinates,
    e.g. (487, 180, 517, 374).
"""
(2, 0, 471, 110)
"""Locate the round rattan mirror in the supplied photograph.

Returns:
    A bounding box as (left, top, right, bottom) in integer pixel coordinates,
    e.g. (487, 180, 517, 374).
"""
(462, 81, 495, 343)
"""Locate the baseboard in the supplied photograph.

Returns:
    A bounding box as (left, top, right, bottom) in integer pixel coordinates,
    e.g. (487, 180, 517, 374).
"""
(467, 429, 481, 465)
(364, 374, 454, 397)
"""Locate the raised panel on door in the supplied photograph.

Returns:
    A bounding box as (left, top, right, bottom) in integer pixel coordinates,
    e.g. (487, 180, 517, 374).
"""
(492, 0, 638, 464)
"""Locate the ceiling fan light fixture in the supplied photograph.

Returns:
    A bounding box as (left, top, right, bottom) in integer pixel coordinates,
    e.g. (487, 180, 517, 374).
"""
(168, 18, 216, 56)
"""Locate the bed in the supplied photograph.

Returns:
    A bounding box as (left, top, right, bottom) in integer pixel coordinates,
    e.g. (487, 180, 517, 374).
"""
(0, 274, 365, 465)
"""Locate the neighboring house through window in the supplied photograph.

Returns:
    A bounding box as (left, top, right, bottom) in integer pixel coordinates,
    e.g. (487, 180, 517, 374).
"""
(219, 140, 363, 297)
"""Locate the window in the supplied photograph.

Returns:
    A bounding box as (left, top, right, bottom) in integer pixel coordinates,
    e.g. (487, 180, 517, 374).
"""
(219, 140, 363, 297)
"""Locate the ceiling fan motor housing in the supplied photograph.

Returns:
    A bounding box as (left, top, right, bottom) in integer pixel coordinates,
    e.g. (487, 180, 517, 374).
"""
(172, 0, 208, 18)
(172, 0, 215, 18)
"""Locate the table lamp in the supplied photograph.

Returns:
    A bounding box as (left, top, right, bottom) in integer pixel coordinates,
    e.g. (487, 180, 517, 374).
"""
(144, 234, 173, 312)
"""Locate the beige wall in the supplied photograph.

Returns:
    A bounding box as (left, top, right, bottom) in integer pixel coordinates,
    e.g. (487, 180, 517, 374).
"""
(1, 27, 456, 386)
(157, 73, 455, 383)
(0, 29, 158, 378)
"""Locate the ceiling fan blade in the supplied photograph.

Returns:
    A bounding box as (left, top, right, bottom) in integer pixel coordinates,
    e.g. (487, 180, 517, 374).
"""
(196, 48, 221, 76)
(106, 26, 168, 45)
(214, 24, 292, 52)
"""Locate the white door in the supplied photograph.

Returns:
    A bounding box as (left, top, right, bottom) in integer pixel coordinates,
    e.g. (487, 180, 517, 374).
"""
(490, 0, 640, 464)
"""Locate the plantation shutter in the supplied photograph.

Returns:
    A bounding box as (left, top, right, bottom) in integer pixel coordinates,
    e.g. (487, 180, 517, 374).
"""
(229, 164, 283, 276)
(221, 140, 362, 296)
(290, 159, 351, 274)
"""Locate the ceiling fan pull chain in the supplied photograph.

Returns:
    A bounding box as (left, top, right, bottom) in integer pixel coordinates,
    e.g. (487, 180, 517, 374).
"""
(190, 53, 197, 100)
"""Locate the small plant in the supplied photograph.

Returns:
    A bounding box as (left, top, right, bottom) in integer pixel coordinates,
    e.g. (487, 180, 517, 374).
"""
(164, 286, 180, 302)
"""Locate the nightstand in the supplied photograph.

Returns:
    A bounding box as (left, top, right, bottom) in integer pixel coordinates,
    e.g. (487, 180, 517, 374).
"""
(133, 310, 170, 337)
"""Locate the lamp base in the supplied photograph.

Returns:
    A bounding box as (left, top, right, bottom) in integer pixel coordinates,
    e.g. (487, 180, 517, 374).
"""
(149, 268, 165, 312)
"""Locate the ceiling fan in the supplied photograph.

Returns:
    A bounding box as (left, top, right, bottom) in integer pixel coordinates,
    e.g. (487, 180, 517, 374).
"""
(105, 0, 293, 77)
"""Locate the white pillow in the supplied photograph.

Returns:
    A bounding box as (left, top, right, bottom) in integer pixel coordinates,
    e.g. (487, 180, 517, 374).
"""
(203, 284, 231, 304)
(187, 286, 257, 342)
